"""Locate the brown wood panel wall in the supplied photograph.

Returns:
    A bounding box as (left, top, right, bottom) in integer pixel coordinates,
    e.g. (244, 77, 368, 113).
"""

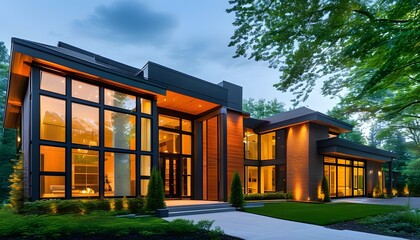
(207, 117, 219, 200)
(227, 111, 244, 196)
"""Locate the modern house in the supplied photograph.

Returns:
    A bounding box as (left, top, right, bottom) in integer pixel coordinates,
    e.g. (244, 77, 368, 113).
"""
(4, 38, 396, 202)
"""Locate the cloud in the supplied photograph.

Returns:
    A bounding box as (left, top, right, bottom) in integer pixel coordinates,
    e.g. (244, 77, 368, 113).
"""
(73, 0, 177, 45)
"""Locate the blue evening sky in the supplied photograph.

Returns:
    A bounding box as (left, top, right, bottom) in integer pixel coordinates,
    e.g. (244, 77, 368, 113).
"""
(0, 0, 339, 113)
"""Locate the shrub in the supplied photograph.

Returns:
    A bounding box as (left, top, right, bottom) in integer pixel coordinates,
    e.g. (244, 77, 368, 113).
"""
(244, 191, 291, 200)
(321, 176, 331, 202)
(146, 168, 165, 212)
(128, 196, 145, 214)
(403, 158, 420, 196)
(9, 153, 24, 213)
(373, 184, 382, 198)
(229, 171, 244, 209)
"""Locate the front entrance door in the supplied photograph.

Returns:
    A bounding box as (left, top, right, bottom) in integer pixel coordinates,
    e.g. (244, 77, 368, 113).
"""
(160, 157, 180, 198)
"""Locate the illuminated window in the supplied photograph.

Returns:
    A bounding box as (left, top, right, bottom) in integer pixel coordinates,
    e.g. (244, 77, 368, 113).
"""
(40, 96, 66, 142)
(244, 128, 258, 160)
(40, 71, 66, 95)
(72, 80, 99, 103)
(261, 132, 276, 160)
(40, 145, 65, 172)
(182, 135, 192, 155)
(104, 152, 136, 197)
(40, 176, 65, 198)
(140, 155, 151, 176)
(72, 149, 99, 197)
(104, 110, 136, 150)
(261, 166, 276, 193)
(182, 119, 192, 132)
(141, 118, 151, 151)
(182, 157, 192, 196)
(141, 98, 152, 114)
(72, 103, 99, 146)
(245, 166, 258, 194)
(105, 89, 136, 111)
(159, 130, 180, 153)
(159, 115, 180, 129)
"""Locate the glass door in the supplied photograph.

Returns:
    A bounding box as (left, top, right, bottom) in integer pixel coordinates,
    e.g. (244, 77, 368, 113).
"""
(160, 157, 180, 198)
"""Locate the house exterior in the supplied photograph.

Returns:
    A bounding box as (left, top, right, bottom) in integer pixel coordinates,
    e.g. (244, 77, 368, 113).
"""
(4, 38, 396, 201)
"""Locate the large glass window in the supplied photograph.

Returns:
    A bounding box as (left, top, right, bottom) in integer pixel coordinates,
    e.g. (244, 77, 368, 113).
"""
(105, 89, 136, 111)
(40, 176, 65, 198)
(182, 135, 192, 155)
(244, 128, 258, 160)
(261, 166, 276, 193)
(182, 157, 192, 196)
(261, 132, 276, 160)
(104, 152, 136, 197)
(72, 80, 99, 103)
(245, 166, 258, 194)
(40, 71, 66, 95)
(104, 110, 136, 150)
(159, 115, 180, 129)
(40, 96, 66, 142)
(141, 118, 151, 151)
(140, 155, 151, 176)
(159, 130, 180, 153)
(72, 149, 99, 197)
(72, 103, 99, 146)
(40, 145, 65, 172)
(141, 98, 151, 114)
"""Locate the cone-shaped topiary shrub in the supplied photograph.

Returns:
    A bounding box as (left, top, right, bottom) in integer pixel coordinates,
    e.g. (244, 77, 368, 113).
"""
(146, 168, 165, 212)
(9, 153, 24, 213)
(229, 171, 245, 209)
(321, 175, 331, 202)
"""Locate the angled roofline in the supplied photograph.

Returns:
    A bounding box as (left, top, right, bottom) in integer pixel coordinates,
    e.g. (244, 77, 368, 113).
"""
(11, 38, 166, 95)
(254, 107, 353, 133)
(142, 61, 228, 106)
(318, 137, 397, 162)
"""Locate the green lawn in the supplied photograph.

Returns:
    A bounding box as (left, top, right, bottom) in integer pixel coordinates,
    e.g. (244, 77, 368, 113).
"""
(245, 202, 404, 225)
(0, 208, 222, 239)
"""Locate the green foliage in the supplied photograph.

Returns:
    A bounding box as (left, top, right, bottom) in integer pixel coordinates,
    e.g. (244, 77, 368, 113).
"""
(327, 106, 366, 144)
(227, 0, 419, 124)
(245, 202, 403, 226)
(229, 171, 245, 209)
(244, 191, 291, 201)
(321, 176, 331, 202)
(243, 98, 285, 119)
(403, 158, 420, 196)
(0, 208, 225, 239)
(146, 168, 165, 212)
(9, 153, 24, 213)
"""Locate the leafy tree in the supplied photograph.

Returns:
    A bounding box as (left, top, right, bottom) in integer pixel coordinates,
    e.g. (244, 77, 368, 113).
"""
(0, 41, 16, 202)
(403, 158, 420, 196)
(327, 106, 366, 144)
(145, 168, 165, 212)
(243, 98, 285, 119)
(227, 0, 419, 119)
(229, 171, 245, 209)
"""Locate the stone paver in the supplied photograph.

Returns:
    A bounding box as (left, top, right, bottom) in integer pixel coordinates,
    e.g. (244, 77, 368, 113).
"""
(164, 211, 404, 240)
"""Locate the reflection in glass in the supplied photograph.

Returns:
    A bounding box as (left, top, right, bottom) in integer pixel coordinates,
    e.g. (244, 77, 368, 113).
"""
(159, 115, 180, 129)
(141, 98, 151, 114)
(104, 152, 135, 197)
(261, 132, 276, 160)
(105, 89, 136, 111)
(245, 166, 258, 194)
(72, 103, 99, 146)
(40, 96, 66, 142)
(40, 176, 65, 198)
(140, 155, 151, 176)
(141, 118, 151, 151)
(244, 128, 258, 160)
(159, 130, 180, 153)
(72, 80, 99, 103)
(40, 145, 65, 172)
(104, 110, 136, 150)
(261, 166, 276, 193)
(40, 71, 66, 95)
(72, 149, 99, 197)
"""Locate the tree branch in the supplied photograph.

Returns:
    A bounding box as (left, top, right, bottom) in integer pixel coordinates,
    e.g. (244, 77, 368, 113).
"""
(352, 9, 409, 23)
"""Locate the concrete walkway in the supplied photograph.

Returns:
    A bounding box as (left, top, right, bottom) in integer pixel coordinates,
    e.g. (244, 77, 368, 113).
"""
(333, 197, 420, 209)
(164, 211, 404, 240)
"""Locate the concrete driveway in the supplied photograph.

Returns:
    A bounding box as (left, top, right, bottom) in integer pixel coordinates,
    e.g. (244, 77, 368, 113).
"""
(164, 211, 404, 240)
(333, 197, 420, 209)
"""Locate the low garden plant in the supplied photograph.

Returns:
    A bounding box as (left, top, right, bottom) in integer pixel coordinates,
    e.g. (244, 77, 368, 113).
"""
(244, 191, 292, 201)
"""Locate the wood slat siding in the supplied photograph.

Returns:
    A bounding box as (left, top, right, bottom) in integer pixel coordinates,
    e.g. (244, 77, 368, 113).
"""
(227, 111, 244, 196)
(207, 117, 219, 200)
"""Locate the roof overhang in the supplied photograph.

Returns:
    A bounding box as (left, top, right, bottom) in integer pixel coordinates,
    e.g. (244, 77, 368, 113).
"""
(4, 38, 167, 128)
(317, 138, 397, 162)
(256, 112, 353, 134)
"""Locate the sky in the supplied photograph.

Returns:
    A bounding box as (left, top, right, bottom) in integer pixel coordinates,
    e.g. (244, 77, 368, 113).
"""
(0, 0, 339, 113)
